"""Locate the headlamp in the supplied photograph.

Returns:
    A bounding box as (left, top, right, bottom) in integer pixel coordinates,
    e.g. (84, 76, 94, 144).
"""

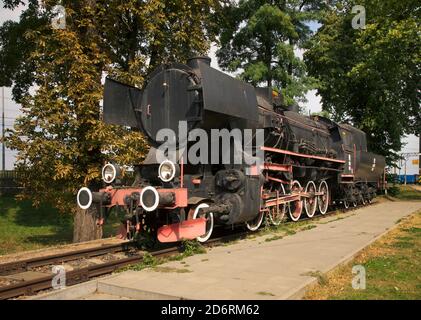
(158, 160, 177, 182)
(102, 163, 119, 184)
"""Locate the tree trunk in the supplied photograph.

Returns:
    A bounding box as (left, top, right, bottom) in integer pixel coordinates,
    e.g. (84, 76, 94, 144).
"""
(72, 0, 104, 244)
(73, 205, 103, 243)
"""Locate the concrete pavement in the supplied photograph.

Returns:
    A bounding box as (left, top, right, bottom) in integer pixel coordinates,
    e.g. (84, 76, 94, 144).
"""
(32, 200, 421, 300)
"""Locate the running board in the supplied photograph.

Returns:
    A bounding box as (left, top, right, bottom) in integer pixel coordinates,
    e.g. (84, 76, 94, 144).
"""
(157, 218, 206, 243)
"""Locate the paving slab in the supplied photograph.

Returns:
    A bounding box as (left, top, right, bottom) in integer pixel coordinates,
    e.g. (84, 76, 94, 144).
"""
(94, 201, 421, 300)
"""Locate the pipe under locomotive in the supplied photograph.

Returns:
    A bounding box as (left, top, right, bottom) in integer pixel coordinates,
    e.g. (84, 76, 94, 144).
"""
(76, 56, 387, 243)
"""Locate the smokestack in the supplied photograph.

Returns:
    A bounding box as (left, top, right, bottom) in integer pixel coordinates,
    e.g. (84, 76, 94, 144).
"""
(187, 56, 212, 69)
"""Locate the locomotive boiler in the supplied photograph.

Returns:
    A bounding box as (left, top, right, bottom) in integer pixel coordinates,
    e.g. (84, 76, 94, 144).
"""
(76, 57, 386, 243)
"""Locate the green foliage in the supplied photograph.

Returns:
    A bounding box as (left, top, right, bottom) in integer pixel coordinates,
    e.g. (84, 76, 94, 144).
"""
(134, 230, 158, 250)
(121, 252, 160, 272)
(174, 239, 206, 260)
(217, 0, 327, 104)
(305, 0, 421, 163)
(0, 1, 46, 100)
(387, 185, 400, 197)
(311, 110, 332, 119)
(140, 252, 159, 268)
(1, 0, 223, 214)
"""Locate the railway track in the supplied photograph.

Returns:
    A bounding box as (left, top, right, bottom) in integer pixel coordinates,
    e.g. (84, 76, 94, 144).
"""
(0, 230, 249, 300)
(0, 242, 133, 276)
(0, 201, 375, 300)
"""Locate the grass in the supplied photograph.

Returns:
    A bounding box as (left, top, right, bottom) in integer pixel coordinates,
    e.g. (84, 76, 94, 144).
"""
(318, 216, 348, 225)
(0, 196, 73, 255)
(255, 214, 325, 241)
(0, 196, 124, 256)
(304, 210, 421, 300)
(265, 235, 283, 242)
(386, 185, 421, 201)
(394, 185, 421, 201)
(301, 224, 317, 231)
(250, 211, 354, 244)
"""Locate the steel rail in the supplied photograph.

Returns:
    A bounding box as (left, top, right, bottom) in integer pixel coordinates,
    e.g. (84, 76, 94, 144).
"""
(0, 242, 133, 276)
(0, 246, 179, 300)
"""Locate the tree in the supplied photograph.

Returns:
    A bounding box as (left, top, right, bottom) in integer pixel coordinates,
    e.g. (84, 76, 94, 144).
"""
(216, 0, 328, 105)
(304, 0, 420, 163)
(0, 0, 46, 100)
(2, 0, 224, 241)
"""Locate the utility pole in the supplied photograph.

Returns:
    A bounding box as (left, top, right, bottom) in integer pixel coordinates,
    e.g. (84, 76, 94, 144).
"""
(1, 87, 5, 172)
(419, 136, 421, 178)
(404, 158, 407, 185)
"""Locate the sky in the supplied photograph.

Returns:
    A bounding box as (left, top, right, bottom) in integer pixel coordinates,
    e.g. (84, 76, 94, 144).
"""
(0, 2, 419, 173)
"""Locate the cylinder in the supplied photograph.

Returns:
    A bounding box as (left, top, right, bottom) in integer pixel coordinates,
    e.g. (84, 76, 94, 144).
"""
(76, 188, 111, 210)
(158, 192, 175, 206)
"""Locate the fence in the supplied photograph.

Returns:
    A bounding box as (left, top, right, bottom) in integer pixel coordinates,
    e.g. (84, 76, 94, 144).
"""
(0, 170, 21, 195)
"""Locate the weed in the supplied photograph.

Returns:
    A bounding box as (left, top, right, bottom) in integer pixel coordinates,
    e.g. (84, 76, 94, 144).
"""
(301, 224, 317, 231)
(153, 266, 192, 273)
(122, 252, 160, 271)
(170, 240, 207, 261)
(256, 291, 275, 296)
(265, 235, 283, 242)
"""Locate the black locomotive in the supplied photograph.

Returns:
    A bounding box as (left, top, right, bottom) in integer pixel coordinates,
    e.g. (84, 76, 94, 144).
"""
(76, 57, 386, 243)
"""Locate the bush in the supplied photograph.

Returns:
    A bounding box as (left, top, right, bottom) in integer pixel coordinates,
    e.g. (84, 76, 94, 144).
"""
(388, 185, 400, 197)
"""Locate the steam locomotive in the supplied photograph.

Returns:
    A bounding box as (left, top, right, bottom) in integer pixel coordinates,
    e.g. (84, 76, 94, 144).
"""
(76, 57, 386, 243)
